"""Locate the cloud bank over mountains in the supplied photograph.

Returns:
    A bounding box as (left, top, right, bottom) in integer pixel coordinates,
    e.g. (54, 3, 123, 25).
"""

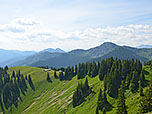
(0, 18, 152, 51)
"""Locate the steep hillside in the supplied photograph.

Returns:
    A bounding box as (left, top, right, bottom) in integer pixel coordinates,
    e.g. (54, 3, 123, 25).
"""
(1, 64, 151, 114)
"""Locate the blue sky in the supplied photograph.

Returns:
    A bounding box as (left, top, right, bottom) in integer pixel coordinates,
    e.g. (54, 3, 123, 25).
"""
(0, 0, 152, 51)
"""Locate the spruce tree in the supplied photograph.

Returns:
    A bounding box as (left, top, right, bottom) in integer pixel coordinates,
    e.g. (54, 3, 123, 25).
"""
(99, 60, 107, 81)
(84, 77, 89, 91)
(54, 71, 58, 79)
(103, 107, 106, 114)
(138, 79, 152, 113)
(59, 71, 63, 81)
(91, 62, 98, 77)
(97, 89, 104, 111)
(96, 106, 99, 114)
(140, 70, 145, 87)
(129, 70, 139, 92)
(75, 64, 77, 75)
(47, 72, 52, 82)
(116, 81, 128, 114)
(12, 71, 15, 78)
(139, 81, 144, 96)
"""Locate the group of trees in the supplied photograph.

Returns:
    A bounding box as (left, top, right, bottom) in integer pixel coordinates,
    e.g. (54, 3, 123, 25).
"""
(0, 66, 34, 113)
(73, 78, 92, 107)
(61, 57, 144, 98)
(44, 57, 150, 113)
(96, 88, 109, 114)
(102, 58, 144, 97)
(56, 61, 100, 80)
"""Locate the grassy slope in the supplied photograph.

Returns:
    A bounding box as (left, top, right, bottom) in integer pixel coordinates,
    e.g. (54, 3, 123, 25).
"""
(1, 65, 151, 114)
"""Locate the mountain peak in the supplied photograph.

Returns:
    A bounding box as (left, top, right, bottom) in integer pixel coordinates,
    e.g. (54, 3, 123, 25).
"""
(40, 48, 65, 53)
(101, 42, 117, 46)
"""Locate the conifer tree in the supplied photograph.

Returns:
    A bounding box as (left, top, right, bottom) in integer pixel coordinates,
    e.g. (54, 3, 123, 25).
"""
(139, 81, 144, 96)
(103, 107, 106, 114)
(140, 70, 145, 87)
(71, 66, 74, 76)
(129, 71, 139, 92)
(84, 77, 89, 91)
(116, 81, 128, 114)
(99, 60, 107, 80)
(75, 64, 77, 75)
(59, 71, 63, 81)
(91, 62, 98, 77)
(97, 89, 104, 110)
(54, 71, 58, 79)
(4, 65, 8, 71)
(28, 74, 35, 90)
(138, 79, 152, 113)
(125, 74, 131, 89)
(47, 72, 52, 82)
(12, 71, 15, 78)
(96, 106, 99, 114)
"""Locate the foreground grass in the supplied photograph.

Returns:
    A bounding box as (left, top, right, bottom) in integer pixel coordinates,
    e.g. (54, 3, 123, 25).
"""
(0, 65, 151, 114)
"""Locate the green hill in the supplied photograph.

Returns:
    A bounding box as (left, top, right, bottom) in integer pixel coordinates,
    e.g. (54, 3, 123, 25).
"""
(0, 64, 151, 114)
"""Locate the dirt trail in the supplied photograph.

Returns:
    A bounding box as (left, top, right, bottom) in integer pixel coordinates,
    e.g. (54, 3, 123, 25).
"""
(39, 81, 78, 114)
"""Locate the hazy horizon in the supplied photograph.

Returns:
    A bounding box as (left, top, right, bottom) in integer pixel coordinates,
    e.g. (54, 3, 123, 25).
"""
(0, 0, 152, 51)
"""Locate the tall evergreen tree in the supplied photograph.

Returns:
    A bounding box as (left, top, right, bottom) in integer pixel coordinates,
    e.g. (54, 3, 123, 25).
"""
(28, 75, 35, 90)
(59, 71, 63, 81)
(91, 62, 98, 77)
(75, 64, 77, 75)
(116, 81, 128, 114)
(96, 106, 99, 114)
(11, 71, 15, 78)
(139, 70, 145, 87)
(103, 107, 106, 114)
(139, 81, 144, 96)
(97, 89, 104, 111)
(138, 79, 152, 113)
(47, 72, 52, 82)
(129, 70, 139, 92)
(54, 71, 57, 79)
(99, 60, 107, 80)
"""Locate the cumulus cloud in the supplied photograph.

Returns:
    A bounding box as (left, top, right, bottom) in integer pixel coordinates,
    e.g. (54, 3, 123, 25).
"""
(0, 18, 152, 51)
(0, 18, 40, 33)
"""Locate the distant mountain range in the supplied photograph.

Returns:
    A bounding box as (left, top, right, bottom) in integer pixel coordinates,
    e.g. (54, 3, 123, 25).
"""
(0, 49, 36, 66)
(0, 48, 65, 67)
(2, 42, 150, 68)
(137, 44, 152, 49)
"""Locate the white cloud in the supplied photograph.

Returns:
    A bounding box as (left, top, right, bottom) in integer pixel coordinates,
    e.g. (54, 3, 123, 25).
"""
(0, 18, 152, 51)
(0, 18, 40, 32)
